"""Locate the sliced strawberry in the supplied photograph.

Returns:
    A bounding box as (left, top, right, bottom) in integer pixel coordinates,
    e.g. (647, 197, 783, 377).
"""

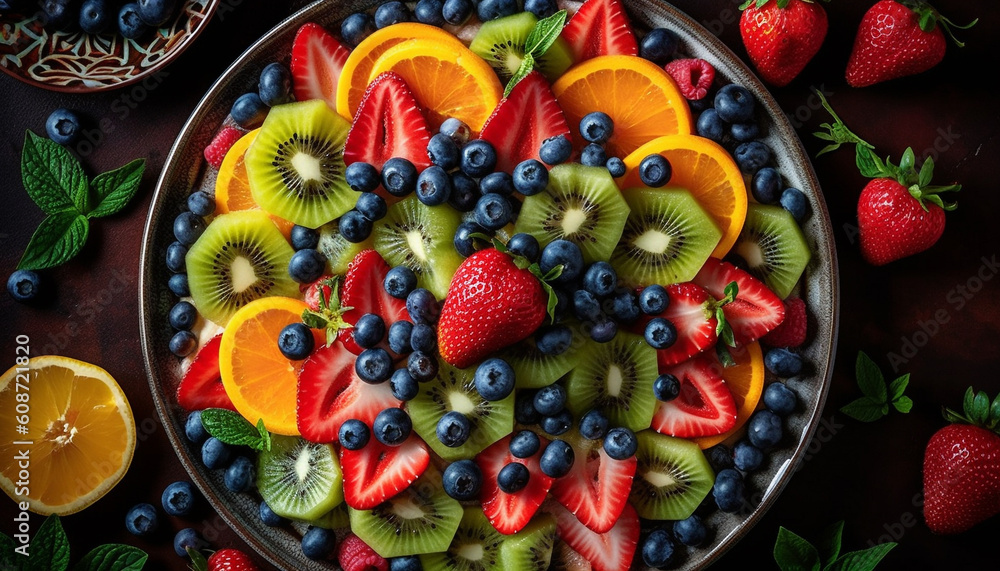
(296, 340, 403, 443)
(478, 71, 571, 174)
(693, 258, 784, 346)
(762, 297, 807, 348)
(550, 433, 636, 534)
(303, 275, 334, 312)
(477, 435, 554, 535)
(631, 283, 718, 367)
(340, 250, 411, 355)
(343, 72, 432, 173)
(290, 23, 350, 109)
(340, 433, 430, 510)
(560, 0, 639, 62)
(651, 355, 737, 438)
(177, 334, 235, 411)
(547, 499, 640, 571)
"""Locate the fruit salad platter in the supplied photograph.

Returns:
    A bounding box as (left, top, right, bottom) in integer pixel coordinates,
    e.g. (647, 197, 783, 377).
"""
(139, 0, 839, 568)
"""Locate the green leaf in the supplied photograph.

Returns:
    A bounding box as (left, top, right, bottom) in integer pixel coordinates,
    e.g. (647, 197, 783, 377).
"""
(17, 211, 89, 271)
(773, 527, 821, 571)
(71, 545, 147, 571)
(256, 418, 272, 452)
(21, 131, 86, 215)
(888, 374, 909, 401)
(963, 386, 976, 418)
(201, 408, 271, 451)
(817, 520, 844, 568)
(1, 531, 22, 571)
(974, 391, 990, 424)
(87, 159, 146, 218)
(840, 397, 887, 423)
(825, 543, 896, 571)
(525, 10, 567, 56)
(855, 351, 887, 403)
(892, 396, 913, 414)
(716, 344, 736, 368)
(855, 146, 890, 179)
(27, 515, 69, 571)
(504, 53, 535, 97)
(918, 156, 934, 188)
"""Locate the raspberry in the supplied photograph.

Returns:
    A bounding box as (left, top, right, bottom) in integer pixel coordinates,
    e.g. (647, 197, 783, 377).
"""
(762, 297, 807, 348)
(337, 533, 388, 571)
(204, 126, 243, 169)
(663, 58, 716, 101)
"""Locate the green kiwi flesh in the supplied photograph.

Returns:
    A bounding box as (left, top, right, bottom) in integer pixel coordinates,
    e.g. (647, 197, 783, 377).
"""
(629, 430, 714, 521)
(469, 12, 573, 82)
(731, 203, 811, 299)
(499, 325, 583, 389)
(497, 512, 556, 571)
(317, 219, 372, 275)
(185, 210, 299, 325)
(256, 435, 344, 521)
(292, 503, 349, 529)
(420, 506, 505, 571)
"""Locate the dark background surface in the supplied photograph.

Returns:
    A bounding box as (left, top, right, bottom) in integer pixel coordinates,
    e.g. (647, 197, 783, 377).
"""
(1, 0, 999, 569)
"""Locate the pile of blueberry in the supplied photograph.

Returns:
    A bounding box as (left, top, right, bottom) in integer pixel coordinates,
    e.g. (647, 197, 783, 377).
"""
(3, 0, 183, 39)
(165, 190, 215, 356)
(124, 477, 212, 556)
(230, 62, 294, 130)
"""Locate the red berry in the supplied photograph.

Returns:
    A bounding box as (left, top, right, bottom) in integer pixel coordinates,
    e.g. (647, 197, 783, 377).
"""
(337, 534, 388, 571)
(762, 297, 807, 348)
(203, 127, 242, 169)
(663, 59, 715, 101)
(207, 548, 260, 571)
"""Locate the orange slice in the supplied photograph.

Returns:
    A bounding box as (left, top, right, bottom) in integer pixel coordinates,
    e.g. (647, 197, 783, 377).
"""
(220, 296, 312, 436)
(693, 342, 765, 450)
(214, 129, 294, 239)
(552, 55, 693, 158)
(336, 23, 466, 121)
(620, 134, 748, 257)
(365, 39, 504, 133)
(0, 356, 135, 514)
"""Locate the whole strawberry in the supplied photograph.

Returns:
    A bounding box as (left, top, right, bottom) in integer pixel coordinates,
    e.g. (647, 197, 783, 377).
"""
(923, 387, 1000, 534)
(846, 0, 977, 88)
(739, 0, 828, 87)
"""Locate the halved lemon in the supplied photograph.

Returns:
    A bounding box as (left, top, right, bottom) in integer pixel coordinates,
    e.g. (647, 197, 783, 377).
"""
(693, 342, 765, 450)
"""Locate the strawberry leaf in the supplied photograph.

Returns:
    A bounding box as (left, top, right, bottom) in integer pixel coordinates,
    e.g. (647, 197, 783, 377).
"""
(917, 156, 934, 187)
(855, 351, 886, 403)
(773, 527, 820, 571)
(186, 547, 208, 571)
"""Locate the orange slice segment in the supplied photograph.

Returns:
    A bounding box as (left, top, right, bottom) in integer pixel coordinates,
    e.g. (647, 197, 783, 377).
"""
(551, 55, 693, 158)
(214, 129, 294, 239)
(620, 134, 748, 258)
(692, 342, 765, 450)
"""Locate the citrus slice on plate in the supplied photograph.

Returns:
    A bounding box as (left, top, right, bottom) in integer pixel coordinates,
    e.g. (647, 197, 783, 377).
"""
(0, 356, 135, 515)
(693, 342, 765, 449)
(620, 134, 748, 258)
(365, 38, 504, 133)
(336, 23, 466, 121)
(552, 55, 693, 158)
(214, 128, 294, 239)
(220, 296, 313, 436)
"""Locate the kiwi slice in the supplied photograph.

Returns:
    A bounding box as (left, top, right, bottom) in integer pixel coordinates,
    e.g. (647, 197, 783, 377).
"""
(629, 430, 714, 521)
(469, 12, 574, 82)
(610, 187, 723, 288)
(186, 210, 299, 325)
(374, 196, 464, 300)
(256, 435, 344, 521)
(515, 164, 630, 264)
(292, 503, 350, 529)
(420, 506, 505, 571)
(731, 204, 811, 299)
(245, 99, 354, 229)
(407, 361, 514, 461)
(499, 326, 582, 390)
(349, 471, 463, 558)
(317, 219, 372, 275)
(498, 512, 556, 571)
(564, 332, 658, 432)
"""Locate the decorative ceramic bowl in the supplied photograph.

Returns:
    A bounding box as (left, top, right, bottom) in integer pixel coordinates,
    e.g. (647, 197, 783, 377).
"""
(139, 1, 840, 568)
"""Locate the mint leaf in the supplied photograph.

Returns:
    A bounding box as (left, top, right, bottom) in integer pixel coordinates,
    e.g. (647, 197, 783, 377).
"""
(17, 211, 89, 271)
(1, 531, 20, 570)
(825, 543, 896, 571)
(892, 396, 913, 414)
(773, 527, 821, 571)
(840, 396, 886, 422)
(855, 351, 886, 402)
(525, 10, 567, 56)
(71, 545, 147, 571)
(817, 520, 844, 568)
(28, 515, 69, 571)
(256, 418, 272, 452)
(201, 408, 270, 451)
(21, 131, 86, 215)
(504, 53, 535, 97)
(889, 373, 909, 401)
(88, 159, 146, 218)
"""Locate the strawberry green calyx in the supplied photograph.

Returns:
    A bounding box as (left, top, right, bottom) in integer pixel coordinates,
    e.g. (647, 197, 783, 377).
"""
(301, 276, 354, 345)
(899, 0, 977, 47)
(738, 0, 827, 11)
(712, 280, 740, 366)
(942, 387, 1000, 434)
(487, 235, 564, 322)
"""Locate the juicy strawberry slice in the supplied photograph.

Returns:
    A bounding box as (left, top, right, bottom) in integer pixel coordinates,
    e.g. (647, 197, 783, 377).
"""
(341, 250, 411, 355)
(550, 435, 636, 534)
(340, 433, 430, 510)
(631, 283, 718, 367)
(651, 355, 737, 438)
(477, 435, 554, 535)
(177, 334, 235, 411)
(762, 297, 807, 348)
(296, 340, 403, 443)
(560, 0, 639, 62)
(693, 258, 784, 346)
(343, 72, 432, 172)
(547, 499, 640, 571)
(479, 71, 570, 174)
(290, 22, 350, 109)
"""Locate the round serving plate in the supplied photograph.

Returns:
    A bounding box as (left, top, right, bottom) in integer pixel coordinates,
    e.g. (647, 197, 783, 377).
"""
(139, 1, 839, 568)
(0, 0, 218, 92)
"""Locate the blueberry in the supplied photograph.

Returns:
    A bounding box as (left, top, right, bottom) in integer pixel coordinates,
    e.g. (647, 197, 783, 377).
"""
(509, 430, 541, 458)
(168, 273, 190, 297)
(639, 285, 668, 315)
(390, 368, 419, 401)
(515, 390, 541, 425)
(579, 112, 614, 144)
(259, 501, 286, 527)
(339, 209, 373, 243)
(641, 528, 676, 569)
(751, 167, 782, 204)
(609, 288, 640, 323)
(231, 92, 268, 129)
(480, 172, 515, 197)
(7, 270, 41, 303)
(169, 330, 198, 357)
(524, 0, 557, 18)
(540, 239, 584, 284)
(539, 439, 575, 478)
(582, 262, 617, 297)
(507, 232, 540, 262)
(301, 526, 336, 560)
(125, 503, 159, 537)
(473, 193, 512, 231)
(732, 439, 764, 472)
(440, 117, 472, 145)
(730, 121, 760, 142)
(388, 320, 414, 355)
(390, 557, 422, 571)
(374, 1, 410, 28)
(173, 212, 206, 245)
(673, 515, 707, 547)
(384, 266, 418, 299)
(638, 154, 672, 187)
(410, 322, 437, 353)
(381, 157, 418, 196)
(373, 407, 412, 445)
(644, 317, 677, 349)
(713, 468, 745, 512)
(605, 156, 626, 178)
(169, 301, 197, 330)
(579, 409, 609, 440)
(80, 0, 113, 34)
(580, 143, 607, 167)
(734, 141, 771, 174)
(442, 459, 482, 501)
(588, 316, 618, 343)
(747, 409, 783, 449)
(225, 456, 255, 492)
(414, 0, 445, 25)
(572, 290, 602, 322)
(436, 411, 471, 448)
(696, 108, 726, 143)
(278, 322, 315, 360)
(117, 3, 149, 38)
(355, 347, 393, 383)
(345, 162, 381, 193)
(288, 248, 327, 283)
(715, 84, 755, 124)
(510, 159, 549, 197)
(184, 411, 208, 444)
(338, 418, 370, 451)
(416, 165, 453, 206)
(603, 427, 638, 460)
(533, 384, 566, 416)
(653, 373, 680, 401)
(258, 62, 293, 106)
(540, 410, 573, 435)
(539, 135, 572, 165)
(173, 528, 207, 558)
(43, 0, 77, 30)
(497, 462, 530, 493)
(427, 132, 460, 170)
(353, 313, 386, 349)
(187, 191, 215, 217)
(780, 188, 809, 222)
(407, 351, 439, 382)
(290, 225, 320, 251)
(763, 382, 797, 416)
(201, 437, 231, 470)
(476, 0, 518, 21)
(639, 28, 680, 64)
(535, 325, 572, 356)
(341, 12, 375, 47)
(448, 171, 480, 212)
(765, 348, 803, 377)
(706, 444, 734, 472)
(461, 140, 497, 177)
(474, 358, 515, 401)
(406, 288, 440, 324)
(137, 0, 177, 26)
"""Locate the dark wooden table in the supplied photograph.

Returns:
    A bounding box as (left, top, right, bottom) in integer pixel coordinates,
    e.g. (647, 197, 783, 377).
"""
(2, 1, 998, 569)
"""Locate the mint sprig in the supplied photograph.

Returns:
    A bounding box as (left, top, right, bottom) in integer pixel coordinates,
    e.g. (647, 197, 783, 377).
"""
(775, 520, 896, 571)
(200, 408, 272, 452)
(503, 10, 567, 96)
(1, 514, 148, 571)
(840, 351, 912, 422)
(18, 131, 146, 271)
